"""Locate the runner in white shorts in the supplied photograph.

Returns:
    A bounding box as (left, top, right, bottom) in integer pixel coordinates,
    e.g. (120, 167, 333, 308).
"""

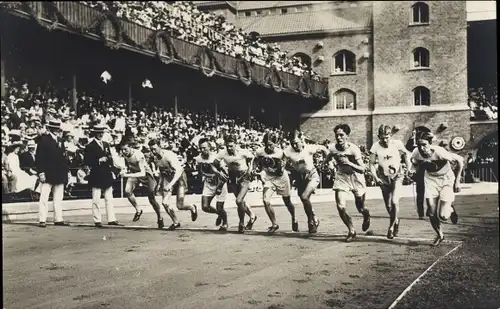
(284, 132, 325, 234)
(214, 135, 257, 233)
(118, 140, 164, 228)
(327, 124, 371, 242)
(195, 138, 229, 231)
(148, 139, 198, 230)
(370, 124, 411, 239)
(254, 132, 297, 233)
(410, 131, 463, 246)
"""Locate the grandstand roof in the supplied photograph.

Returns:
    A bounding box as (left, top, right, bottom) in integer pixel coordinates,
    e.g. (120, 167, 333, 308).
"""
(236, 9, 372, 36)
(193, 1, 237, 9)
(235, 1, 330, 11)
(193, 1, 333, 11)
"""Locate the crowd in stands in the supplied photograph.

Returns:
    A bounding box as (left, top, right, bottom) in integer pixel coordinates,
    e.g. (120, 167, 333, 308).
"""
(469, 86, 498, 121)
(81, 1, 321, 81)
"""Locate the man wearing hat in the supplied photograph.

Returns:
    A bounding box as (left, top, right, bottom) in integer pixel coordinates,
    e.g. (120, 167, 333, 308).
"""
(20, 139, 38, 177)
(35, 119, 70, 227)
(84, 124, 121, 227)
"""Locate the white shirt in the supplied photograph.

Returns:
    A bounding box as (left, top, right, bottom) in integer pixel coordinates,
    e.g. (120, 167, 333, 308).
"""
(370, 139, 406, 176)
(410, 146, 455, 177)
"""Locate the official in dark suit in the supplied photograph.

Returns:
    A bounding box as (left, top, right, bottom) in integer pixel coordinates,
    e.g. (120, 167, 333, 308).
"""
(35, 119, 70, 227)
(84, 124, 121, 227)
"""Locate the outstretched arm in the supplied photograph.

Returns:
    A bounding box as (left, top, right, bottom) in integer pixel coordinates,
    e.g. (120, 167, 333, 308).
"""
(369, 152, 381, 183)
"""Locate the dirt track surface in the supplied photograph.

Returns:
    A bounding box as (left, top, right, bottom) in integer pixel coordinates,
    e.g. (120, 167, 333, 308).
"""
(3, 194, 498, 309)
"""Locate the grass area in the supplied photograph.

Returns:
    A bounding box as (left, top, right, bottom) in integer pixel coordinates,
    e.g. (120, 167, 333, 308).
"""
(394, 218, 500, 309)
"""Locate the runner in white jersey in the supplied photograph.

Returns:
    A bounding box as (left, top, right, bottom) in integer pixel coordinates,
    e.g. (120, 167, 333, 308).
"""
(410, 131, 463, 246)
(326, 124, 371, 242)
(118, 140, 164, 228)
(369, 125, 411, 239)
(214, 135, 257, 233)
(284, 132, 324, 234)
(194, 138, 229, 231)
(148, 139, 198, 230)
(254, 132, 297, 233)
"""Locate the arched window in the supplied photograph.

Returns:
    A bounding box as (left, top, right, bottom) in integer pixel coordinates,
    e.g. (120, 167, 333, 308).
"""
(413, 86, 430, 106)
(332, 50, 356, 74)
(333, 89, 356, 110)
(412, 47, 430, 68)
(411, 2, 429, 24)
(292, 53, 312, 68)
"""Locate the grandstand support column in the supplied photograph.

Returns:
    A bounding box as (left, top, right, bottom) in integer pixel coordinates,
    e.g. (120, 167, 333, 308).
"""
(174, 95, 178, 117)
(72, 74, 77, 112)
(214, 99, 218, 125)
(128, 83, 132, 114)
(0, 37, 4, 100)
(248, 104, 252, 129)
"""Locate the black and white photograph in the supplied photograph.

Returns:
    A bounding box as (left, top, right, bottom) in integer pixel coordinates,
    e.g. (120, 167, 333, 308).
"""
(1, 1, 498, 308)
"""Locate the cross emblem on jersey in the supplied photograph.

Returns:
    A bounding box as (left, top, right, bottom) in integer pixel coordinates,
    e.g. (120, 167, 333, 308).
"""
(384, 155, 392, 160)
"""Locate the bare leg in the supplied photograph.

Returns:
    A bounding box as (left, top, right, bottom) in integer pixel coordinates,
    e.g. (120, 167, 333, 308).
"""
(263, 187, 277, 228)
(201, 195, 218, 214)
(216, 201, 228, 226)
(335, 190, 355, 235)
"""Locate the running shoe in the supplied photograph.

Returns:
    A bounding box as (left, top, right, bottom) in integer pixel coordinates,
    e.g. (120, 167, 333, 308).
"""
(394, 219, 400, 237)
(167, 223, 181, 230)
(245, 215, 257, 230)
(432, 235, 445, 247)
(268, 225, 280, 233)
(158, 219, 164, 229)
(308, 222, 317, 234)
(215, 215, 222, 226)
(292, 220, 299, 232)
(387, 228, 394, 239)
(191, 205, 198, 222)
(133, 209, 143, 222)
(346, 231, 357, 242)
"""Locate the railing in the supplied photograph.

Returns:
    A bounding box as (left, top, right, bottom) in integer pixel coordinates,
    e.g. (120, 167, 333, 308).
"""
(3, 2, 329, 99)
(4, 165, 496, 203)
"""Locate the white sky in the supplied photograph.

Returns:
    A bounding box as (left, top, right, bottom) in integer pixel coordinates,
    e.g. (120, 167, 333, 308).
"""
(467, 1, 496, 21)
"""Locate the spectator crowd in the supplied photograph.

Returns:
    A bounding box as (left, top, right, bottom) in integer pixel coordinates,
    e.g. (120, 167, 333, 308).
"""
(469, 85, 498, 121)
(81, 1, 321, 80)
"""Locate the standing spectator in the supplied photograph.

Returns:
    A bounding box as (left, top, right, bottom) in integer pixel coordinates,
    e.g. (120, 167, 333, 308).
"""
(84, 124, 121, 227)
(464, 152, 476, 183)
(35, 119, 70, 228)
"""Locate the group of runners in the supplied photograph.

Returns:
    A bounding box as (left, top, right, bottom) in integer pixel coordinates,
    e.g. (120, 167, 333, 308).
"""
(116, 123, 464, 247)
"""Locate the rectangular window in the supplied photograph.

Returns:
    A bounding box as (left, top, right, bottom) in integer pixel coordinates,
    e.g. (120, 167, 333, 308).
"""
(281, 8, 288, 14)
(245, 11, 251, 17)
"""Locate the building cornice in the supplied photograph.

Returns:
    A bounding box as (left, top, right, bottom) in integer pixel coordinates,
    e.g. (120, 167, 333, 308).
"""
(301, 104, 471, 118)
(259, 28, 371, 40)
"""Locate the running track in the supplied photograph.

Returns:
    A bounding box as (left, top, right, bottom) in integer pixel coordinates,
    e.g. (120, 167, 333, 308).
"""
(3, 194, 498, 309)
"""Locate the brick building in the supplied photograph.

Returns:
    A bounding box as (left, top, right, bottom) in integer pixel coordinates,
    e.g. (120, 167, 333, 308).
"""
(196, 1, 485, 154)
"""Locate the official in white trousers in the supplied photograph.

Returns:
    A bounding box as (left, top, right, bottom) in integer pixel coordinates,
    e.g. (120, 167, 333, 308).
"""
(39, 182, 65, 223)
(35, 120, 71, 227)
(84, 125, 122, 227)
(92, 187, 117, 225)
